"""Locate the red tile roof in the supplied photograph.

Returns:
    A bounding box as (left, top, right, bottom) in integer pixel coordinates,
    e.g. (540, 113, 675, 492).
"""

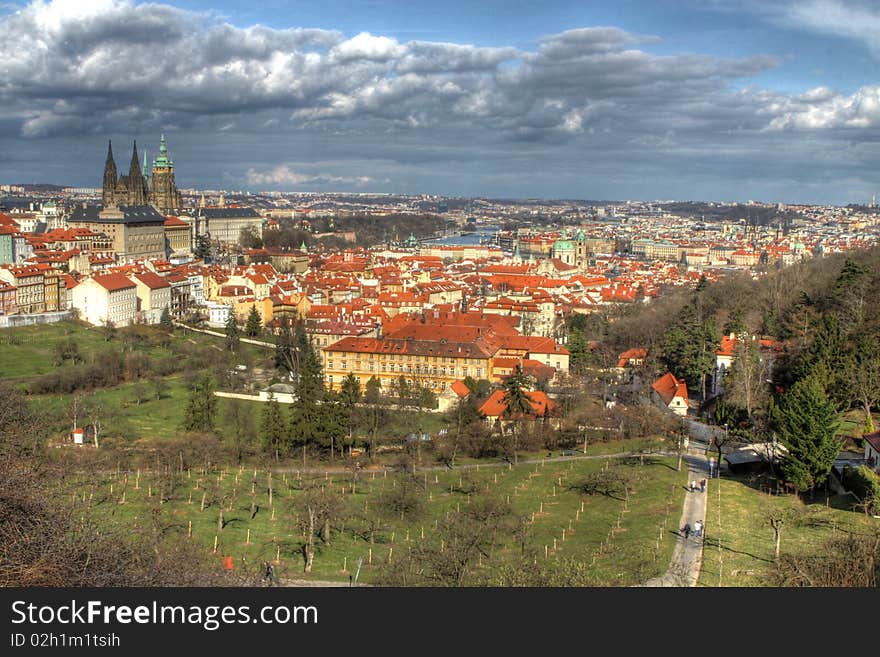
(479, 389, 556, 419)
(651, 373, 688, 406)
(92, 273, 136, 292)
(131, 271, 170, 290)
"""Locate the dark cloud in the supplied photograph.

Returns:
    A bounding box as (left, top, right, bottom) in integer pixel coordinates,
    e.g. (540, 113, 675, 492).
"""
(0, 0, 876, 203)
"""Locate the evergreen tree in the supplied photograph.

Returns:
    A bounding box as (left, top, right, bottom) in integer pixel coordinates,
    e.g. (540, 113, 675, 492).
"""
(771, 376, 841, 493)
(159, 306, 173, 330)
(363, 376, 387, 458)
(661, 301, 719, 400)
(193, 234, 212, 260)
(274, 316, 295, 374)
(293, 320, 323, 405)
(502, 366, 536, 419)
(260, 394, 287, 461)
(181, 374, 217, 433)
(567, 329, 591, 375)
(224, 311, 239, 352)
(245, 306, 262, 337)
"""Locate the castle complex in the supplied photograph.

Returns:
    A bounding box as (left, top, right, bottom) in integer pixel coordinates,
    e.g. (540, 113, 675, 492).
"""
(101, 135, 181, 213)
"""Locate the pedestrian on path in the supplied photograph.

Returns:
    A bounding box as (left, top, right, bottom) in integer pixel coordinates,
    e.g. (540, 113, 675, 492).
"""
(683, 523, 691, 538)
(700, 478, 706, 493)
(694, 520, 703, 538)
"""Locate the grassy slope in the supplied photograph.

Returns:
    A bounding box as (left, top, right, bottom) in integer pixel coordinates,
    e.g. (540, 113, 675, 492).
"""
(74, 455, 686, 585)
(698, 475, 877, 587)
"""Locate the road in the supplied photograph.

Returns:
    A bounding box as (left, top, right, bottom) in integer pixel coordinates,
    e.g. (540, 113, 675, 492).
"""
(642, 454, 710, 587)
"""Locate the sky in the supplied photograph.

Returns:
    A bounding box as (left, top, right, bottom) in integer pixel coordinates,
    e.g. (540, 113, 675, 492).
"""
(0, 0, 878, 204)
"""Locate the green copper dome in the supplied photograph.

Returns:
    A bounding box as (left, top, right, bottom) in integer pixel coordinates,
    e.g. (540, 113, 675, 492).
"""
(152, 133, 174, 169)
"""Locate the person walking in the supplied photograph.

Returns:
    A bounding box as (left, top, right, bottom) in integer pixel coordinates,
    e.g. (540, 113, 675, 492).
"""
(694, 520, 703, 538)
(700, 478, 706, 493)
(683, 523, 691, 539)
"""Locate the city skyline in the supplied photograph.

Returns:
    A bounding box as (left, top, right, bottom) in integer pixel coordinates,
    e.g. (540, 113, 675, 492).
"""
(0, 0, 878, 204)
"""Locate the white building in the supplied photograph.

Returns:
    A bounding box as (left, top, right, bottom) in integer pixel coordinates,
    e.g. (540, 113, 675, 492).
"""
(71, 273, 137, 327)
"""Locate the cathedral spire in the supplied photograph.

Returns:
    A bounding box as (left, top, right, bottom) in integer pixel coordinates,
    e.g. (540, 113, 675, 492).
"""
(102, 140, 118, 208)
(127, 140, 147, 205)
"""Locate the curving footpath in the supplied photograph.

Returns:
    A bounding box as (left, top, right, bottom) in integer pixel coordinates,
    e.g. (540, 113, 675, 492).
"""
(642, 455, 710, 587)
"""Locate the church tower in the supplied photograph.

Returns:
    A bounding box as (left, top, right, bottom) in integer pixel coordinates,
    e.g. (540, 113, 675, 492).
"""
(127, 141, 148, 206)
(150, 133, 181, 213)
(102, 140, 118, 207)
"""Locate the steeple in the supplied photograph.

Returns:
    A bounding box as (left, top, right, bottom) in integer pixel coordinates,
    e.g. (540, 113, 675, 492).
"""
(152, 132, 173, 169)
(101, 140, 117, 207)
(142, 150, 149, 177)
(127, 141, 147, 205)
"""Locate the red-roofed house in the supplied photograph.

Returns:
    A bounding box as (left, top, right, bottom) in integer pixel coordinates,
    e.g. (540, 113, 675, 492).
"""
(651, 373, 689, 416)
(129, 271, 171, 324)
(617, 348, 647, 369)
(479, 389, 557, 427)
(71, 273, 137, 326)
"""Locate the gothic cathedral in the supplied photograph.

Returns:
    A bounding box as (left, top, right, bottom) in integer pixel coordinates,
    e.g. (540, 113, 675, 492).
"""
(102, 134, 182, 213)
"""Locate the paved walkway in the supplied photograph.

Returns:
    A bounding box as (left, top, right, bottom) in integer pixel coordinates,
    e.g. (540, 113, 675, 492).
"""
(643, 455, 710, 587)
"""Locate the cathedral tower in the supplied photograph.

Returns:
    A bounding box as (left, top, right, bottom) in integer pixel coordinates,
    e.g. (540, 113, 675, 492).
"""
(150, 133, 181, 213)
(102, 140, 117, 207)
(127, 141, 148, 205)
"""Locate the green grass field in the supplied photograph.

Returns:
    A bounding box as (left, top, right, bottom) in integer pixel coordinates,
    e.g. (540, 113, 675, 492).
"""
(698, 475, 878, 587)
(67, 454, 686, 585)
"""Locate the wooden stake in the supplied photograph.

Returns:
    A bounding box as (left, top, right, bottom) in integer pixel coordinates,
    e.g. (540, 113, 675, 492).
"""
(212, 535, 218, 553)
(187, 521, 192, 538)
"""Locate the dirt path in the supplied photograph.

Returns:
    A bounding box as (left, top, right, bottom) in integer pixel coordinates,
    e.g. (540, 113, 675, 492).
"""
(642, 455, 709, 587)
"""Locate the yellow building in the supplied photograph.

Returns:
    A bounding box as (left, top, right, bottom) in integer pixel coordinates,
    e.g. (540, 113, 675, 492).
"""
(322, 333, 496, 393)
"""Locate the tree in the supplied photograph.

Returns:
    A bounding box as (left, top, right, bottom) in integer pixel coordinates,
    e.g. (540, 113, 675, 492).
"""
(260, 395, 287, 461)
(193, 234, 211, 260)
(150, 376, 170, 401)
(291, 485, 343, 573)
(159, 306, 173, 330)
(181, 374, 218, 433)
(500, 365, 536, 465)
(662, 301, 719, 400)
(853, 344, 880, 434)
(771, 376, 841, 493)
(224, 312, 239, 353)
(102, 318, 116, 342)
(339, 373, 361, 455)
(567, 329, 592, 375)
(765, 505, 799, 561)
(223, 398, 255, 464)
(724, 338, 770, 424)
(362, 376, 387, 458)
(238, 225, 263, 250)
(294, 321, 322, 405)
(244, 305, 262, 337)
(274, 316, 296, 374)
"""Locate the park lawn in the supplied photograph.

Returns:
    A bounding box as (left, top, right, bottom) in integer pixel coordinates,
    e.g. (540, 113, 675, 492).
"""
(34, 377, 267, 444)
(0, 320, 272, 384)
(0, 321, 115, 379)
(697, 475, 878, 587)
(71, 453, 687, 586)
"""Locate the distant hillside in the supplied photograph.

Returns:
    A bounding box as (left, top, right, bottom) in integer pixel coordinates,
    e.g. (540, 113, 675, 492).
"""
(13, 183, 66, 192)
(658, 201, 806, 225)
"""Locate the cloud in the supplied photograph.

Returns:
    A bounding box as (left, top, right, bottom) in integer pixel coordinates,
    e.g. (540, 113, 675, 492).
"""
(0, 0, 876, 202)
(766, 85, 880, 129)
(245, 165, 373, 188)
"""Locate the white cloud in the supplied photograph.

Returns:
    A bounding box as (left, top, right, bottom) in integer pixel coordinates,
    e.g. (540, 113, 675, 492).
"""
(245, 165, 373, 188)
(767, 85, 880, 129)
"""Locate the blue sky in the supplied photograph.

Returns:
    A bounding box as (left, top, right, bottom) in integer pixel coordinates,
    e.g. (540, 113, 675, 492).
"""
(0, 0, 877, 203)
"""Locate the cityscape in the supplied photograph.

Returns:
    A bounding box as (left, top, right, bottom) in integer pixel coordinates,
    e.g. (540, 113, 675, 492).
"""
(1, 0, 879, 607)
